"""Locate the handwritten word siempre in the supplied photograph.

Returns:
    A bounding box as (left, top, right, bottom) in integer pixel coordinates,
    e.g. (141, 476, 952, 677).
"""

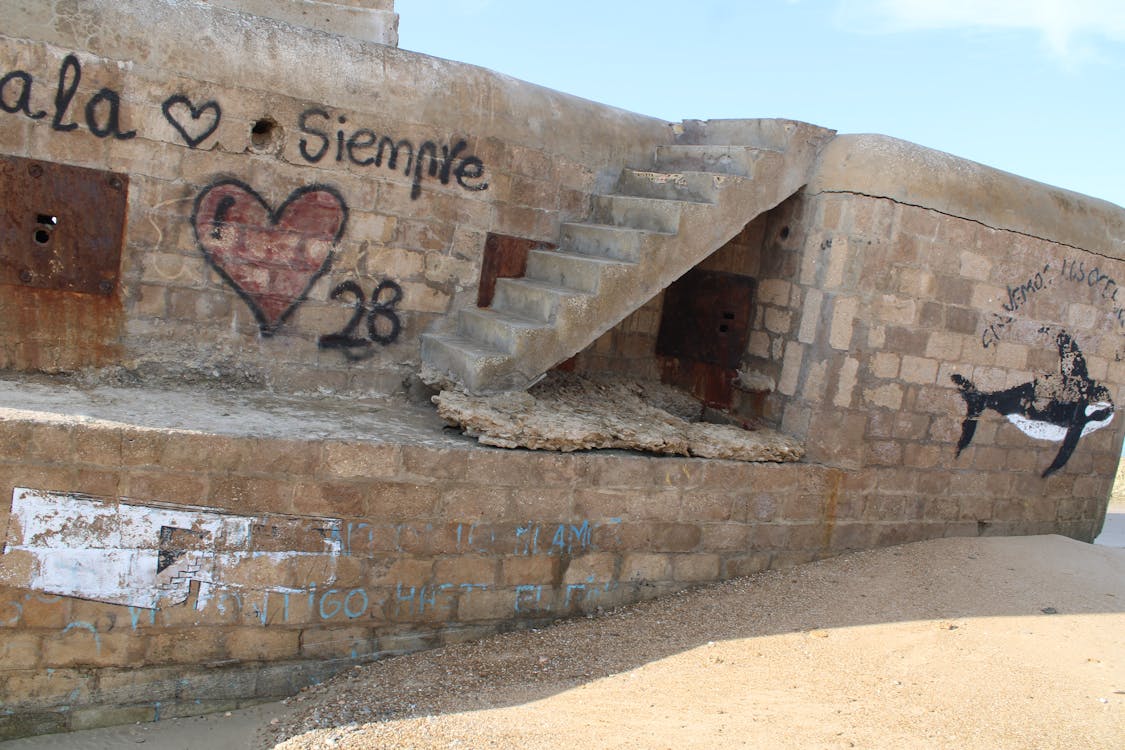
(297, 108, 488, 200)
(1, 54, 134, 139)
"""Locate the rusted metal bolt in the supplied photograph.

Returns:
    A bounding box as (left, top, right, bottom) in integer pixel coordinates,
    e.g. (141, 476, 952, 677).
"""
(27, 164, 43, 178)
(19, 270, 33, 283)
(98, 280, 114, 294)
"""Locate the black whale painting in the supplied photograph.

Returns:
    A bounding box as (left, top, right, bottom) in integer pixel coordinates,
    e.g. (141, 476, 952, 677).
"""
(952, 329, 1115, 477)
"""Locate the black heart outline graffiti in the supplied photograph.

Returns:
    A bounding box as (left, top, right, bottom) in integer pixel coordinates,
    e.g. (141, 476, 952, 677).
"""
(191, 179, 349, 336)
(162, 94, 222, 148)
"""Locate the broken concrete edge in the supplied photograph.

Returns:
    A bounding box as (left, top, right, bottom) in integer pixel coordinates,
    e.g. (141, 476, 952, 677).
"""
(432, 373, 805, 463)
(810, 133, 1125, 258)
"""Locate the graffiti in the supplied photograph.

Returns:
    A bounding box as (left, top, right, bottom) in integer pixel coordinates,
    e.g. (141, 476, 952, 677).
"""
(2, 578, 619, 634)
(514, 521, 594, 556)
(317, 279, 403, 360)
(2, 488, 344, 609)
(1060, 258, 1120, 302)
(0, 54, 135, 139)
(161, 94, 222, 148)
(192, 179, 348, 335)
(1060, 259, 1125, 332)
(982, 259, 1125, 348)
(952, 329, 1114, 477)
(297, 108, 488, 199)
(1000, 264, 1050, 315)
(982, 263, 1055, 348)
(61, 621, 102, 653)
(2, 52, 494, 205)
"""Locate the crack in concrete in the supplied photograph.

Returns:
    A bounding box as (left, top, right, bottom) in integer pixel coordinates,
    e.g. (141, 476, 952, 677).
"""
(810, 189, 1123, 263)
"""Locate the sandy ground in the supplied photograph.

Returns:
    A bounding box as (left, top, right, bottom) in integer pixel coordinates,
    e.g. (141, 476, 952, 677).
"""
(3, 513, 1122, 750)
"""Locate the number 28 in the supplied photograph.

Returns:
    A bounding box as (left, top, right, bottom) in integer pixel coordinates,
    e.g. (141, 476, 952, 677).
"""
(318, 279, 403, 359)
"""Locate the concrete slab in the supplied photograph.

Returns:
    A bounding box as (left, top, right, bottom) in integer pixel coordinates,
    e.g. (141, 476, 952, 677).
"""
(0, 373, 462, 448)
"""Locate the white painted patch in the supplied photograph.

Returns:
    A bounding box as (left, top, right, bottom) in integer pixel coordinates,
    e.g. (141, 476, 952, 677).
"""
(1, 488, 341, 609)
(1084, 402, 1116, 433)
(1005, 401, 1114, 442)
(1007, 414, 1067, 442)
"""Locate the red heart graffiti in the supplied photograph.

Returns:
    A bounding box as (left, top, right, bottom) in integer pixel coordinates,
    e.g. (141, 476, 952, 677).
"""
(192, 180, 348, 335)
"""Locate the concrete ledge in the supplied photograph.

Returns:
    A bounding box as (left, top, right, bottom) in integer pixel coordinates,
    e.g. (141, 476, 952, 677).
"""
(3, 0, 671, 168)
(0, 376, 1106, 737)
(810, 134, 1125, 258)
(207, 0, 400, 47)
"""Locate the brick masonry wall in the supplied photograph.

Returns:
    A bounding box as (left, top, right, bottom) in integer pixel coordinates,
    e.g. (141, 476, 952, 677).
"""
(3, 0, 1124, 739)
(0, 416, 870, 737)
(746, 189, 1122, 541)
(0, 0, 672, 395)
(571, 214, 770, 402)
(570, 182, 1121, 542)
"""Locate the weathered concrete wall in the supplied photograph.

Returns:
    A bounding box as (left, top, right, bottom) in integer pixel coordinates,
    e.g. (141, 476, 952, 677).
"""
(575, 135, 1125, 542)
(206, 0, 400, 47)
(0, 385, 843, 737)
(0, 0, 671, 393)
(4, 0, 1125, 740)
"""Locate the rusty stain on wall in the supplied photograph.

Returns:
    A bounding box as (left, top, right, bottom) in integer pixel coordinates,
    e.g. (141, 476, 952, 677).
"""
(0, 156, 126, 371)
(0, 156, 126, 296)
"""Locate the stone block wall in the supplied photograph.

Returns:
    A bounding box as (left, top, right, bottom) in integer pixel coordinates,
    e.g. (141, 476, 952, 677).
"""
(573, 136, 1125, 543)
(0, 407, 848, 737)
(0, 0, 672, 394)
(3, 0, 1125, 739)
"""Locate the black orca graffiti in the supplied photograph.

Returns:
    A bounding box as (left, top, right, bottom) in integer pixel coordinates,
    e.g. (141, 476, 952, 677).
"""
(952, 330, 1114, 477)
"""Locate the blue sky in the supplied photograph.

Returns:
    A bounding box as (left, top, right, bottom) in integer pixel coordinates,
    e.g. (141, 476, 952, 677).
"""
(398, 0, 1125, 209)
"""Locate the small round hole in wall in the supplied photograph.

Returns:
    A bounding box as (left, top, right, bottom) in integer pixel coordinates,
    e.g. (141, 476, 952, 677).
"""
(33, 228, 51, 245)
(250, 118, 281, 152)
(779, 225, 790, 240)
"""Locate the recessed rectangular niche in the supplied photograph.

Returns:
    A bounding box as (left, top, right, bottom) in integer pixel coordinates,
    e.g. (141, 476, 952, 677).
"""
(655, 267, 756, 369)
(477, 234, 556, 308)
(0, 155, 127, 296)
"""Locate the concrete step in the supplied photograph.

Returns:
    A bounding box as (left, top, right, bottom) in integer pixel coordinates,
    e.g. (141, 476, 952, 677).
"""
(524, 248, 633, 293)
(491, 277, 590, 323)
(675, 118, 837, 152)
(420, 332, 513, 393)
(419, 117, 832, 393)
(458, 307, 552, 356)
(558, 222, 659, 263)
(616, 168, 724, 203)
(591, 194, 694, 233)
(654, 145, 776, 177)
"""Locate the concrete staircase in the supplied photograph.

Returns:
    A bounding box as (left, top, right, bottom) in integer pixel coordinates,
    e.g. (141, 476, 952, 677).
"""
(422, 119, 835, 393)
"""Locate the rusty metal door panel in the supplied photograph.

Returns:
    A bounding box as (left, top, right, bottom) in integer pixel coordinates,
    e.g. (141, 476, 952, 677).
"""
(655, 268, 756, 369)
(477, 233, 558, 308)
(0, 155, 127, 296)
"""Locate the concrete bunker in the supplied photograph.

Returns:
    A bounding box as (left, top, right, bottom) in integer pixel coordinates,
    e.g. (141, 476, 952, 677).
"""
(0, 0, 1123, 738)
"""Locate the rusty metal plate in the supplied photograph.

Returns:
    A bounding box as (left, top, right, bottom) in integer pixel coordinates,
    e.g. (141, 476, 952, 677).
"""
(656, 268, 756, 368)
(477, 233, 556, 307)
(0, 155, 127, 296)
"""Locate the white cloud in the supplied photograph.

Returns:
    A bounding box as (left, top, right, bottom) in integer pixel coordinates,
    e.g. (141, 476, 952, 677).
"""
(838, 0, 1125, 61)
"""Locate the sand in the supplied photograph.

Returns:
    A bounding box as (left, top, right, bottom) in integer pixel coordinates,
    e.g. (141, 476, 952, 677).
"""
(3, 510, 1123, 750)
